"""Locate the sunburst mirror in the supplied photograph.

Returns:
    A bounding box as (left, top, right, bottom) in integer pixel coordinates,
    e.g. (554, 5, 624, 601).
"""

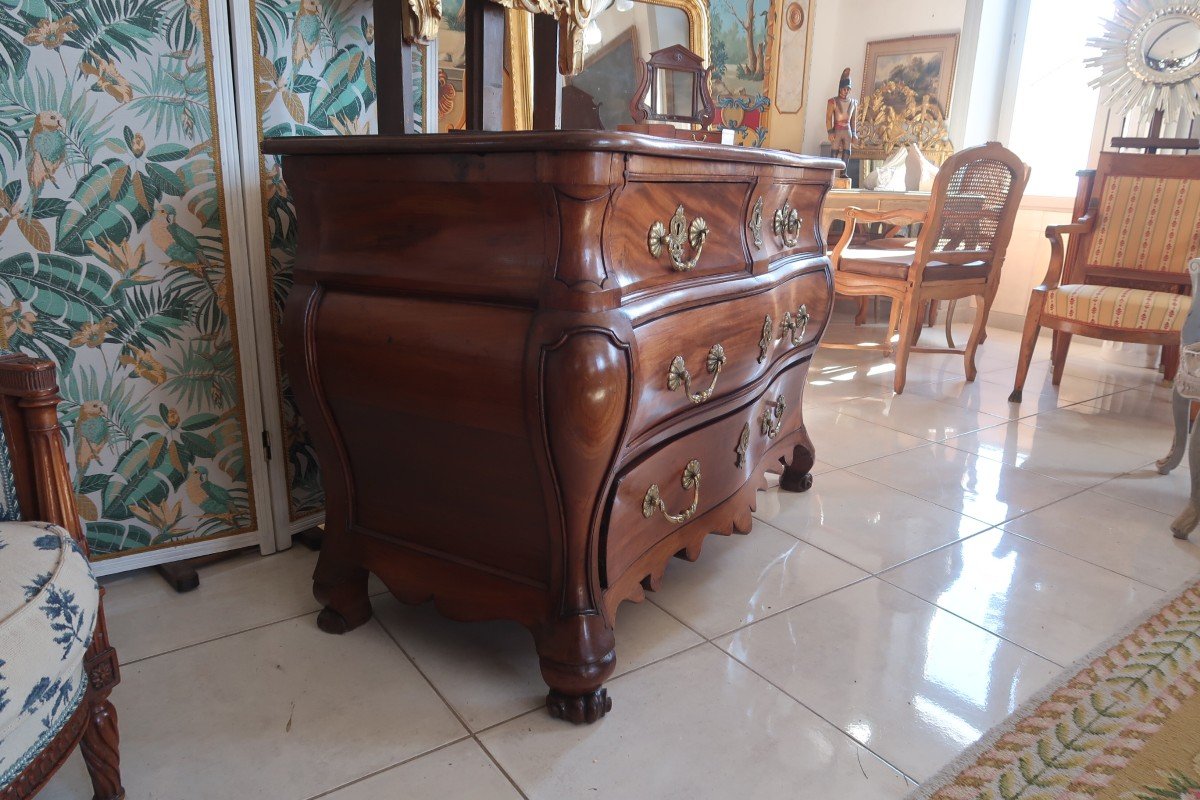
(1087, 0, 1200, 121)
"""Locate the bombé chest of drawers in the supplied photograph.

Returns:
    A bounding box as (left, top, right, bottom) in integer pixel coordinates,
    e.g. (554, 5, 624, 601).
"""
(264, 131, 839, 723)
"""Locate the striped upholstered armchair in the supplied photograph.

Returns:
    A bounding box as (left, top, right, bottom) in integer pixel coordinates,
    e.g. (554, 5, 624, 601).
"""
(0, 355, 124, 799)
(1010, 152, 1200, 401)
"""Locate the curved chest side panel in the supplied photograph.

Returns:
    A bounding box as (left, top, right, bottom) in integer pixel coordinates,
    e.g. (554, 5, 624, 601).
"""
(311, 289, 550, 583)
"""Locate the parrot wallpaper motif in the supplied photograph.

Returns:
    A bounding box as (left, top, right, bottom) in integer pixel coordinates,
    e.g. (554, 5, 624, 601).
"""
(250, 0, 376, 521)
(0, 0, 256, 556)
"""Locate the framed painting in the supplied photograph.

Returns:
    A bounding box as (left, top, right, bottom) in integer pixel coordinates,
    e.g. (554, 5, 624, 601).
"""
(861, 33, 959, 118)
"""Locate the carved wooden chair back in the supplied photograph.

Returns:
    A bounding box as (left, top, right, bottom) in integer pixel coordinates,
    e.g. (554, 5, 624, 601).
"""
(908, 141, 1030, 286)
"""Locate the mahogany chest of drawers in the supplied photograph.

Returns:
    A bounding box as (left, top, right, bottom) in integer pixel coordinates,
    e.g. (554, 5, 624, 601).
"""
(264, 131, 839, 723)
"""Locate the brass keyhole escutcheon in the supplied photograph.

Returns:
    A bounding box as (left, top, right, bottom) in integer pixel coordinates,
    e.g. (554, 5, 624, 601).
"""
(749, 196, 764, 249)
(758, 314, 772, 364)
(735, 423, 751, 468)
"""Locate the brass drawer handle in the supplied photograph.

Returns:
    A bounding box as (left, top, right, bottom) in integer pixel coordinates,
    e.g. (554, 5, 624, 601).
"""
(735, 423, 750, 467)
(643, 459, 701, 524)
(668, 343, 727, 404)
(749, 196, 764, 249)
(780, 305, 810, 346)
(757, 314, 772, 364)
(649, 204, 709, 272)
(773, 201, 802, 247)
(759, 396, 787, 439)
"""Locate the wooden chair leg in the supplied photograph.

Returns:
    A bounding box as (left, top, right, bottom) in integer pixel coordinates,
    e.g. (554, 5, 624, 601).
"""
(885, 298, 902, 354)
(893, 294, 922, 395)
(926, 299, 939, 328)
(944, 299, 957, 349)
(1051, 332, 1072, 386)
(1010, 294, 1044, 402)
(963, 294, 992, 381)
(1163, 344, 1180, 382)
(854, 296, 868, 326)
(81, 697, 125, 800)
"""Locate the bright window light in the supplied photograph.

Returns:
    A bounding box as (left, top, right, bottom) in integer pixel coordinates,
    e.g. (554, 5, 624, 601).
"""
(1007, 0, 1113, 196)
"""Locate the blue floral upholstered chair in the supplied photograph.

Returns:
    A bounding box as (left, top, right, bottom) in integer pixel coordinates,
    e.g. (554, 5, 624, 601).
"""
(0, 355, 124, 800)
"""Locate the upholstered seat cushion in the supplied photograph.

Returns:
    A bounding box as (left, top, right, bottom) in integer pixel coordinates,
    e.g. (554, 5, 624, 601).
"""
(838, 247, 989, 282)
(0, 522, 98, 789)
(1043, 284, 1191, 332)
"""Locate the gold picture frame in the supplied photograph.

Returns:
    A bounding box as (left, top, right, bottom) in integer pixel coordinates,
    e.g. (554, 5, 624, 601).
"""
(860, 33, 959, 119)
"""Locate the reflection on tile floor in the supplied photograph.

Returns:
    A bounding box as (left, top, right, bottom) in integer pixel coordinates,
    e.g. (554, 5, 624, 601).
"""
(41, 323, 1200, 799)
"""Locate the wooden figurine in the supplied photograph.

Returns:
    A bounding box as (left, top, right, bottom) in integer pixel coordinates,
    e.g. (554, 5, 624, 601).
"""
(1156, 258, 1200, 540)
(826, 68, 858, 163)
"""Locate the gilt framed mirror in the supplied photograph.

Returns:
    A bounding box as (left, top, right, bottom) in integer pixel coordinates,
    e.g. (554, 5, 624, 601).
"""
(506, 0, 709, 130)
(1088, 0, 1200, 122)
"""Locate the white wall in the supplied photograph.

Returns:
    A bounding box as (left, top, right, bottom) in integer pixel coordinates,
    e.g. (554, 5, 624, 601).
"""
(793, 0, 970, 154)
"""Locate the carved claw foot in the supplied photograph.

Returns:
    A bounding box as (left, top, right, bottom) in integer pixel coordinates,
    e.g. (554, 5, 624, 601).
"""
(779, 467, 813, 493)
(1171, 503, 1198, 540)
(1008, 389, 1022, 403)
(316, 603, 372, 634)
(546, 688, 612, 724)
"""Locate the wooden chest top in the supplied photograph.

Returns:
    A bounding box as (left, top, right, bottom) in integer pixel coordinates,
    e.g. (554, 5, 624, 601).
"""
(263, 131, 840, 313)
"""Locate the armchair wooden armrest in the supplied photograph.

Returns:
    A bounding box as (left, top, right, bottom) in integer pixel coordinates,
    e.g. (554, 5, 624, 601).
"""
(1037, 213, 1096, 290)
(832, 205, 930, 259)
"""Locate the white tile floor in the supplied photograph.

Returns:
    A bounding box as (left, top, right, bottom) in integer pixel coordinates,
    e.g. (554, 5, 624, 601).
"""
(42, 318, 1200, 800)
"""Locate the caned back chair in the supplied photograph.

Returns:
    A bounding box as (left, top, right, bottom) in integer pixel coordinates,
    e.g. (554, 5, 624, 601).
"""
(829, 141, 1031, 393)
(0, 355, 124, 800)
(1010, 152, 1200, 402)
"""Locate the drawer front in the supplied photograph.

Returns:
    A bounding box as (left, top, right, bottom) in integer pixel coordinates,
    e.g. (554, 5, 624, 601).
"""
(605, 180, 753, 294)
(749, 181, 826, 267)
(627, 264, 831, 443)
(604, 359, 812, 585)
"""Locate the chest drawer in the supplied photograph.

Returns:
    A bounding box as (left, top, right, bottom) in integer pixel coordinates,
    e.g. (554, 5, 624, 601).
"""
(604, 358, 812, 585)
(626, 263, 831, 443)
(604, 180, 754, 294)
(749, 182, 826, 268)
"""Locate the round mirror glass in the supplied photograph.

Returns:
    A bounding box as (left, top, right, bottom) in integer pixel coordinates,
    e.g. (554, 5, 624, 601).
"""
(1143, 14, 1200, 74)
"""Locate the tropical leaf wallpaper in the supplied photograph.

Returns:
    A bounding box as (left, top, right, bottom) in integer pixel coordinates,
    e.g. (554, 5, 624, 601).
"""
(0, 0, 256, 557)
(250, 0, 376, 521)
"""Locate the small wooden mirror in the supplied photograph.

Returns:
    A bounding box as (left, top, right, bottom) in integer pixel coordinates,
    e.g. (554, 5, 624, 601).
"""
(630, 44, 714, 127)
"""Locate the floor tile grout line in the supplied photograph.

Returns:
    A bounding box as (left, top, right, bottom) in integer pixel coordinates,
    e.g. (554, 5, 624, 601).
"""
(704, 640, 922, 786)
(840, 448, 1101, 529)
(301, 735, 475, 800)
(751, 466, 998, 545)
(873, 572, 1068, 669)
(702, 527, 1068, 669)
(1087, 457, 1190, 515)
(107, 583, 394, 669)
(996, 526, 1174, 594)
(117, 606, 332, 668)
(468, 640, 714, 737)
(369, 616, 533, 800)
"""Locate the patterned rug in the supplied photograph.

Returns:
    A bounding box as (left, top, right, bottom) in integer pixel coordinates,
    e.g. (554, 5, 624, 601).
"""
(909, 578, 1200, 800)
